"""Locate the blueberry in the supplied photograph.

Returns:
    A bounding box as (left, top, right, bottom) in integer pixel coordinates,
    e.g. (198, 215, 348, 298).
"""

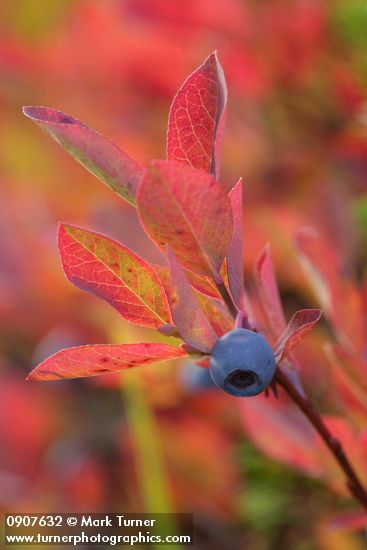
(209, 329, 276, 397)
(179, 362, 216, 393)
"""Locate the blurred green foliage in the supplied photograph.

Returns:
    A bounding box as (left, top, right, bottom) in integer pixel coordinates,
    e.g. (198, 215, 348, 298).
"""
(236, 442, 335, 550)
(3, 0, 71, 40)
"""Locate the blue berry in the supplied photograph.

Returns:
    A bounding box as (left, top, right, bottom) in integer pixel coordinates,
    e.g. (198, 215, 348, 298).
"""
(179, 362, 216, 393)
(209, 329, 276, 397)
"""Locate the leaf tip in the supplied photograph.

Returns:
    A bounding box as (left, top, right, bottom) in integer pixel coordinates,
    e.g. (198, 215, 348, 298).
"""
(22, 105, 34, 118)
(22, 106, 50, 123)
(57, 221, 68, 241)
(207, 50, 220, 65)
(315, 308, 323, 319)
(57, 220, 71, 230)
(57, 222, 79, 241)
(204, 50, 225, 80)
(180, 343, 204, 356)
(26, 369, 46, 381)
(157, 323, 179, 337)
(22, 106, 79, 126)
(295, 308, 323, 322)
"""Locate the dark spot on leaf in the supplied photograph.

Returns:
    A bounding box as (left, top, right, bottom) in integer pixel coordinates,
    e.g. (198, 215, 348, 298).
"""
(100, 357, 108, 363)
(175, 229, 184, 235)
(60, 116, 74, 124)
(39, 369, 65, 379)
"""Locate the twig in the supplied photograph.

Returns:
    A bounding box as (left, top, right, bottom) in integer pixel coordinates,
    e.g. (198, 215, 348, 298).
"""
(275, 367, 367, 511)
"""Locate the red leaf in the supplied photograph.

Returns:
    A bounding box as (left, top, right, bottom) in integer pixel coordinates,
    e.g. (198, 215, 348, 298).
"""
(239, 395, 321, 475)
(274, 309, 322, 362)
(212, 58, 227, 180)
(154, 263, 231, 338)
(58, 224, 171, 329)
(27, 343, 186, 380)
(254, 244, 287, 336)
(167, 246, 217, 353)
(227, 178, 244, 309)
(167, 51, 227, 178)
(295, 227, 340, 312)
(196, 293, 233, 337)
(22, 107, 144, 206)
(185, 271, 222, 300)
(153, 264, 221, 300)
(325, 344, 367, 424)
(137, 160, 233, 280)
(296, 228, 365, 355)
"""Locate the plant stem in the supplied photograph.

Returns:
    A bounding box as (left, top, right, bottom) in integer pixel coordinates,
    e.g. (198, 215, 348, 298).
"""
(121, 373, 180, 550)
(216, 281, 237, 317)
(275, 367, 367, 511)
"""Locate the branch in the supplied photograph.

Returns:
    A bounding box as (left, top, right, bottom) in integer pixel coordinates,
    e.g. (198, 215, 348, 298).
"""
(275, 367, 367, 511)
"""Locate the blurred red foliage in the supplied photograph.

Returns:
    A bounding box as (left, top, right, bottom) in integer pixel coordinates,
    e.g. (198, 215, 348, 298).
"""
(1, 1, 366, 546)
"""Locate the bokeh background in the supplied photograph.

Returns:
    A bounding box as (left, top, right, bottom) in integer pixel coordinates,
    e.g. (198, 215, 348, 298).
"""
(0, 1, 367, 548)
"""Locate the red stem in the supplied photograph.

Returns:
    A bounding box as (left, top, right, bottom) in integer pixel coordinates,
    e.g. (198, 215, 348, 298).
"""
(275, 367, 367, 511)
(215, 278, 367, 510)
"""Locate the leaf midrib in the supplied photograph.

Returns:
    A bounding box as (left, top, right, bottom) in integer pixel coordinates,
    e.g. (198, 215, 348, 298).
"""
(66, 228, 168, 324)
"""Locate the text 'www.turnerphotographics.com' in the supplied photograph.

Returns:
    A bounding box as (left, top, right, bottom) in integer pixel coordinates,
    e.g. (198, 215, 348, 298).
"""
(4, 513, 193, 546)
